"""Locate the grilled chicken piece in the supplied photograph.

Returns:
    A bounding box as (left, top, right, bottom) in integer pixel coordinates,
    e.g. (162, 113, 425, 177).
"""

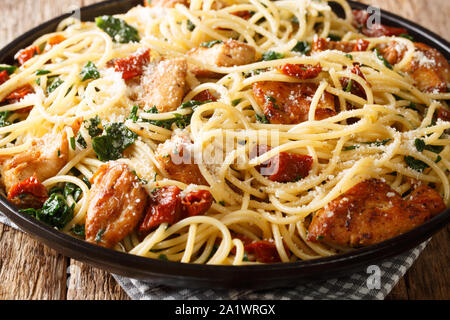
(1, 131, 69, 198)
(155, 134, 208, 186)
(377, 42, 450, 93)
(85, 162, 148, 248)
(307, 179, 446, 247)
(187, 40, 256, 77)
(252, 81, 336, 124)
(141, 58, 188, 113)
(144, 0, 188, 8)
(312, 38, 370, 53)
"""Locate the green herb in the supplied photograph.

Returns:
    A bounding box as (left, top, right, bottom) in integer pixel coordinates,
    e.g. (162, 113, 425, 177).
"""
(71, 224, 85, 238)
(362, 139, 392, 147)
(345, 79, 353, 92)
(70, 136, 76, 150)
(64, 182, 82, 202)
(47, 77, 63, 94)
(187, 20, 195, 31)
(200, 40, 223, 48)
(414, 138, 444, 154)
(256, 113, 270, 124)
(35, 78, 41, 86)
(374, 48, 393, 69)
(36, 69, 51, 76)
(131, 170, 148, 185)
(218, 201, 226, 206)
(142, 107, 194, 129)
(85, 116, 102, 137)
(292, 41, 311, 55)
(0, 111, 11, 127)
(405, 102, 418, 111)
(316, 235, 324, 240)
(80, 61, 100, 81)
(92, 122, 138, 161)
(327, 34, 341, 41)
(82, 176, 91, 189)
(343, 145, 358, 151)
(242, 251, 249, 262)
(180, 100, 210, 109)
(265, 95, 279, 109)
(399, 33, 414, 41)
(435, 155, 442, 163)
(291, 16, 299, 25)
(262, 51, 284, 61)
(158, 254, 168, 261)
(20, 193, 74, 230)
(404, 156, 429, 172)
(95, 229, 105, 243)
(242, 68, 265, 78)
(0, 64, 17, 75)
(345, 53, 353, 60)
(76, 133, 87, 149)
(95, 15, 140, 43)
(129, 105, 139, 122)
(232, 99, 242, 106)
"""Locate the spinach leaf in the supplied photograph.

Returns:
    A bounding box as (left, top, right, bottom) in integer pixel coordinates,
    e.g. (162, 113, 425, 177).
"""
(36, 69, 51, 76)
(140, 106, 194, 129)
(64, 183, 82, 202)
(374, 48, 393, 70)
(92, 122, 137, 161)
(85, 116, 102, 137)
(328, 34, 341, 41)
(292, 41, 311, 55)
(21, 193, 74, 230)
(80, 61, 100, 81)
(128, 105, 139, 122)
(404, 156, 429, 172)
(95, 15, 140, 43)
(256, 113, 270, 124)
(262, 51, 284, 61)
(414, 138, 444, 154)
(187, 20, 195, 31)
(76, 133, 87, 149)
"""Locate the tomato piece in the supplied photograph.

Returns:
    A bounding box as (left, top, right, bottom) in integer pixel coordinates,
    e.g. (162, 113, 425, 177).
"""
(437, 108, 450, 122)
(278, 63, 322, 80)
(4, 84, 34, 112)
(340, 64, 368, 99)
(193, 90, 217, 103)
(0, 70, 9, 85)
(244, 240, 282, 263)
(114, 49, 151, 80)
(16, 46, 41, 66)
(47, 35, 66, 46)
(232, 10, 253, 20)
(252, 145, 313, 183)
(8, 176, 48, 209)
(138, 186, 183, 234)
(353, 39, 370, 52)
(182, 190, 213, 217)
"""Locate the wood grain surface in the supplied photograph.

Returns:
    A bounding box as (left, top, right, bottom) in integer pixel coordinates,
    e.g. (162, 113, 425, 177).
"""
(0, 0, 448, 300)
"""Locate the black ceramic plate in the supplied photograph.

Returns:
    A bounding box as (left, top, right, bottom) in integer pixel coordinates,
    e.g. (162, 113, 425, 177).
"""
(0, 0, 449, 290)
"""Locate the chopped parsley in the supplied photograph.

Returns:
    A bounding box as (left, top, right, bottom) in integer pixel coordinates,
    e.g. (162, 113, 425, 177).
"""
(95, 229, 105, 243)
(80, 61, 100, 81)
(92, 122, 138, 161)
(262, 51, 285, 61)
(0, 111, 11, 127)
(95, 16, 140, 43)
(47, 77, 63, 94)
(71, 224, 85, 238)
(256, 113, 270, 124)
(374, 48, 393, 70)
(345, 53, 353, 60)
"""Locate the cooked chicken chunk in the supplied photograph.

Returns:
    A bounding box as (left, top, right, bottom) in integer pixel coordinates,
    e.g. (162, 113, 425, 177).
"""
(377, 42, 450, 93)
(187, 40, 256, 77)
(312, 38, 370, 53)
(141, 58, 187, 113)
(252, 81, 336, 124)
(85, 162, 148, 248)
(145, 0, 188, 8)
(1, 131, 69, 195)
(307, 179, 446, 247)
(155, 134, 208, 186)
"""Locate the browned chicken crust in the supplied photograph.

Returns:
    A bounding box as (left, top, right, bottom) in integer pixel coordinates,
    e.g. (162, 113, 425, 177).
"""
(145, 0, 188, 8)
(85, 162, 148, 248)
(141, 58, 188, 113)
(155, 134, 208, 186)
(253, 81, 336, 124)
(307, 179, 446, 247)
(187, 40, 256, 77)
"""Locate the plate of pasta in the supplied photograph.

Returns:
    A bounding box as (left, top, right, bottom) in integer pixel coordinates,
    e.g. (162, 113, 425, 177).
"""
(0, 0, 449, 289)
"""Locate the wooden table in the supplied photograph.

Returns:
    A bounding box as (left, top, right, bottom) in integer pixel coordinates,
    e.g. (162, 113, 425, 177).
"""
(0, 0, 448, 300)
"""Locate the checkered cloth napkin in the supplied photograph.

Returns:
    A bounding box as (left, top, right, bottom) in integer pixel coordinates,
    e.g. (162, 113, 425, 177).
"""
(0, 213, 426, 300)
